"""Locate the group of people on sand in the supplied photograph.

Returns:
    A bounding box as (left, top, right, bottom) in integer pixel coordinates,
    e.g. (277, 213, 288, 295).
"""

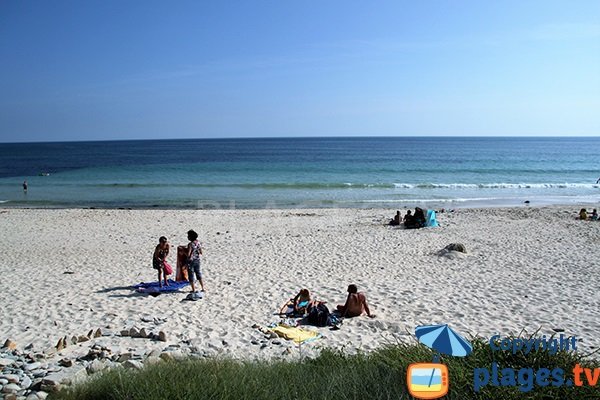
(389, 207, 427, 229)
(152, 230, 205, 292)
(152, 233, 376, 322)
(280, 285, 375, 319)
(579, 208, 599, 221)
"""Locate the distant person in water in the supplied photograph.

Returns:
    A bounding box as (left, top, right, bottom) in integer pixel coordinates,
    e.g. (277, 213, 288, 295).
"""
(389, 210, 401, 226)
(186, 229, 205, 293)
(22, 180, 27, 193)
(336, 284, 374, 318)
(596, 177, 600, 184)
(153, 236, 170, 287)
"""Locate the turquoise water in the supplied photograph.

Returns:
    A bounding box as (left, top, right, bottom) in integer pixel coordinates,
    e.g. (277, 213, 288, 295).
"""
(0, 137, 599, 208)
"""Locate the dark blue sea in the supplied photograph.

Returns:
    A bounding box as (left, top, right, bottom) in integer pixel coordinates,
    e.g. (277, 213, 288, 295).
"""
(0, 137, 599, 209)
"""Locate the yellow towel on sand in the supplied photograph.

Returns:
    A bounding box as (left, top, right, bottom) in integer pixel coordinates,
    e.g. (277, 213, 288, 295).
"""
(270, 325, 321, 344)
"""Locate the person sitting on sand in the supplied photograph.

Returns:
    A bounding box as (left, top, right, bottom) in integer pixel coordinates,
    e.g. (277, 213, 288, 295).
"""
(153, 236, 170, 288)
(336, 284, 375, 318)
(389, 210, 401, 226)
(579, 208, 588, 220)
(187, 229, 205, 293)
(590, 209, 598, 221)
(280, 288, 314, 316)
(403, 210, 413, 225)
(414, 207, 426, 228)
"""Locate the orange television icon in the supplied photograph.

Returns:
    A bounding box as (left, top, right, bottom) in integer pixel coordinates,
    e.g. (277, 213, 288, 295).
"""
(407, 363, 449, 399)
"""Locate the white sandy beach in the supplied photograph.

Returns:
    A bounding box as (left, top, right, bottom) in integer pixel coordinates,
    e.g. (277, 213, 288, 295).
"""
(1, 206, 599, 363)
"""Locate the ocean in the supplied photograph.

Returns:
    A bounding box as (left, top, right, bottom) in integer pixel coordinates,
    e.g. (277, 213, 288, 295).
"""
(0, 137, 598, 209)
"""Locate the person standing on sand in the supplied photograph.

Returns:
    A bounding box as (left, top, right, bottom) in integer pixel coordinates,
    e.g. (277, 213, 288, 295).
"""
(336, 284, 375, 318)
(186, 229, 205, 293)
(22, 180, 27, 193)
(153, 236, 170, 287)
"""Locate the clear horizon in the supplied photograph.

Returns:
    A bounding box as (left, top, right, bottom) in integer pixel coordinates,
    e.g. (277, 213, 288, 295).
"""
(1, 1, 599, 142)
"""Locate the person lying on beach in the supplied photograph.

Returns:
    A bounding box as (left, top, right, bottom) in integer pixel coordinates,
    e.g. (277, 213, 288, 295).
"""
(389, 210, 401, 226)
(187, 229, 205, 293)
(579, 208, 588, 220)
(153, 236, 170, 288)
(336, 284, 375, 318)
(279, 288, 314, 316)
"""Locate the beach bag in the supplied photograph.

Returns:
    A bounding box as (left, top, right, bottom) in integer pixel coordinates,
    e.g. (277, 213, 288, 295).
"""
(307, 303, 332, 327)
(163, 261, 173, 275)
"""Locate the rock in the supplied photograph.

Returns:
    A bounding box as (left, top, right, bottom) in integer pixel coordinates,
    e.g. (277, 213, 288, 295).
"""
(444, 243, 467, 253)
(251, 340, 259, 345)
(272, 340, 282, 345)
(70, 336, 78, 345)
(0, 378, 8, 385)
(5, 393, 18, 400)
(58, 359, 73, 368)
(55, 338, 65, 351)
(159, 352, 176, 362)
(3, 339, 17, 350)
(145, 356, 161, 365)
(147, 349, 161, 358)
(42, 347, 56, 357)
(77, 336, 90, 343)
(87, 359, 107, 374)
(2, 383, 20, 393)
(87, 330, 94, 339)
(21, 375, 32, 389)
(120, 330, 130, 337)
(3, 374, 20, 383)
(138, 328, 148, 339)
(268, 332, 278, 339)
(122, 360, 143, 370)
(117, 353, 132, 363)
(37, 392, 49, 399)
(129, 328, 140, 338)
(260, 344, 268, 349)
(24, 362, 41, 371)
(41, 365, 87, 392)
(0, 357, 15, 367)
(94, 329, 102, 338)
(158, 331, 167, 342)
(26, 394, 39, 400)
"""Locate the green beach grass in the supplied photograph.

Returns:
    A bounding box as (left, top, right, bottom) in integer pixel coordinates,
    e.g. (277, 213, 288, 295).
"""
(52, 335, 599, 400)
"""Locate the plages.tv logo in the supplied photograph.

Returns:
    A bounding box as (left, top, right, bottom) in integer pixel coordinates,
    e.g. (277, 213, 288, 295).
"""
(407, 324, 472, 399)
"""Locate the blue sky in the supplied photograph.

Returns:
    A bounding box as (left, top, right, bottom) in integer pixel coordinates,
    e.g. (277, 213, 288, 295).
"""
(1, 1, 599, 142)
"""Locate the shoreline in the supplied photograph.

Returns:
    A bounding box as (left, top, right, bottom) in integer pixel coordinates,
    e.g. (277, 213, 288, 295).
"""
(0, 196, 598, 211)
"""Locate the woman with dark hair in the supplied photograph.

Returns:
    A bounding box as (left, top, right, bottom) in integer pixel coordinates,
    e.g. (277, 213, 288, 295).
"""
(153, 236, 170, 287)
(186, 230, 205, 293)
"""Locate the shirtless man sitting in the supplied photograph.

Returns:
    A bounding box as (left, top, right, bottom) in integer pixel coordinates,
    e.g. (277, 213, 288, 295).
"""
(336, 284, 375, 318)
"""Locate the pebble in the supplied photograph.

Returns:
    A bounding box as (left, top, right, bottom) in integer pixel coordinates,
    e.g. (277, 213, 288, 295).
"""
(158, 331, 167, 342)
(0, 358, 15, 367)
(21, 375, 32, 389)
(24, 362, 41, 371)
(2, 383, 20, 393)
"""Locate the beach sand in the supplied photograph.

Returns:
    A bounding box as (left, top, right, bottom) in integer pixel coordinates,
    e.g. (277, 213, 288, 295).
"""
(0, 206, 599, 362)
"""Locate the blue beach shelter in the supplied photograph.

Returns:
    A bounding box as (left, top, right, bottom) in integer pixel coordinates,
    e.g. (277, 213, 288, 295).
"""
(425, 210, 439, 227)
(415, 324, 472, 357)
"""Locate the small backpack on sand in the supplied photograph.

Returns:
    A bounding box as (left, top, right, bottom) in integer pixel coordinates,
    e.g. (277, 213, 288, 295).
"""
(307, 303, 332, 327)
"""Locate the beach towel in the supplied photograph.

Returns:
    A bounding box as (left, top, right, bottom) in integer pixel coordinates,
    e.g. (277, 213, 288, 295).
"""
(176, 246, 189, 282)
(269, 324, 321, 344)
(426, 210, 439, 227)
(133, 279, 189, 294)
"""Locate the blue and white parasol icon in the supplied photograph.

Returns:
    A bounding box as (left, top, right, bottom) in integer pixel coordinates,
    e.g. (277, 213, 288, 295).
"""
(415, 324, 472, 357)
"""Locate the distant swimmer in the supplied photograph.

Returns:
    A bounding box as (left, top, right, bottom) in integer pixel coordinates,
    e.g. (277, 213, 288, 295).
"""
(597, 177, 600, 184)
(22, 180, 27, 193)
